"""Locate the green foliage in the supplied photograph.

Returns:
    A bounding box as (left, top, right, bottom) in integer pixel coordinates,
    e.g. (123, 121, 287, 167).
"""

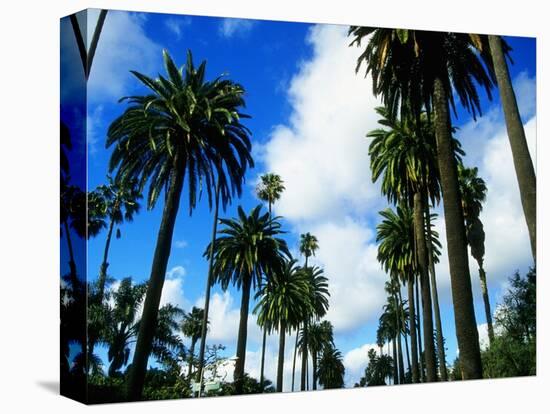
(254, 259, 312, 334)
(256, 173, 285, 206)
(107, 49, 254, 214)
(481, 268, 536, 378)
(317, 346, 345, 389)
(208, 205, 291, 291)
(349, 28, 501, 122)
(356, 349, 393, 387)
(299, 232, 319, 260)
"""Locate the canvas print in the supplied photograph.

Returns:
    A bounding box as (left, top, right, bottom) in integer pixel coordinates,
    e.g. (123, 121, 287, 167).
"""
(60, 8, 536, 404)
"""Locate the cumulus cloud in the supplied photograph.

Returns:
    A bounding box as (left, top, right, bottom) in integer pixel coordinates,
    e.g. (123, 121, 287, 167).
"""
(87, 10, 161, 102)
(160, 267, 190, 310)
(343, 342, 378, 386)
(259, 24, 387, 333)
(219, 18, 256, 38)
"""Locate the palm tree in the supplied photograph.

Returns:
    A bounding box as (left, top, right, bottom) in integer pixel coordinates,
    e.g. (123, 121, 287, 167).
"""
(254, 259, 311, 392)
(297, 264, 330, 391)
(488, 35, 536, 261)
(299, 232, 319, 269)
(369, 107, 458, 381)
(384, 283, 406, 384)
(92, 176, 141, 304)
(306, 320, 335, 390)
(105, 278, 147, 377)
(458, 164, 494, 344)
(107, 50, 253, 399)
(376, 206, 419, 382)
(197, 154, 250, 392)
(317, 346, 345, 389)
(181, 307, 207, 378)
(357, 348, 394, 387)
(350, 28, 497, 379)
(297, 232, 320, 390)
(256, 173, 285, 389)
(378, 302, 400, 384)
(208, 205, 290, 394)
(69, 9, 108, 79)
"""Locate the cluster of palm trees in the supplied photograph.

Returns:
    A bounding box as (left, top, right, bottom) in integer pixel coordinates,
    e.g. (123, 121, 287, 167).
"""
(203, 172, 344, 393)
(348, 28, 535, 381)
(63, 48, 346, 399)
(61, 14, 535, 401)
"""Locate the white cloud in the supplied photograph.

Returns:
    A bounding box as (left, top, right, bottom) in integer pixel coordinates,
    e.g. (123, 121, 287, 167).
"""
(164, 16, 192, 40)
(86, 104, 104, 155)
(311, 218, 387, 332)
(343, 342, 379, 386)
(160, 267, 190, 310)
(219, 18, 256, 38)
(259, 25, 386, 333)
(260, 25, 383, 223)
(166, 265, 186, 279)
(87, 10, 161, 102)
(174, 239, 189, 249)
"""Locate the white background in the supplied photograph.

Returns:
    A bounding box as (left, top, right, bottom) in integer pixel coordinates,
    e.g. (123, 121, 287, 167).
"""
(0, 0, 547, 412)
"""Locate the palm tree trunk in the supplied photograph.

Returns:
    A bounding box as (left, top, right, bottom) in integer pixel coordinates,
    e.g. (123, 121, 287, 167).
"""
(413, 192, 437, 382)
(188, 339, 197, 378)
(394, 295, 405, 384)
(63, 220, 78, 288)
(424, 203, 448, 381)
(478, 265, 495, 344)
(397, 288, 411, 380)
(415, 275, 425, 382)
(89, 217, 116, 360)
(306, 354, 310, 390)
(97, 217, 115, 303)
(196, 175, 221, 394)
(488, 35, 536, 262)
(433, 76, 482, 379)
(260, 201, 272, 389)
(277, 321, 286, 392)
(291, 329, 299, 391)
(86, 10, 108, 78)
(407, 275, 420, 383)
(126, 161, 185, 400)
(301, 321, 308, 391)
(234, 275, 252, 394)
(392, 336, 398, 385)
(312, 351, 318, 390)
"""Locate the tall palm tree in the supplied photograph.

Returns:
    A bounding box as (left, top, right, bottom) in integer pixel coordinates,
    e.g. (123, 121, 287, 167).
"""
(197, 154, 250, 392)
(181, 307, 207, 378)
(488, 35, 536, 261)
(297, 232, 320, 390)
(317, 346, 345, 389)
(297, 264, 329, 391)
(350, 28, 498, 379)
(256, 173, 286, 219)
(369, 107, 458, 381)
(458, 164, 494, 344)
(104, 278, 147, 377)
(92, 176, 141, 303)
(208, 205, 290, 394)
(305, 320, 335, 390)
(256, 172, 285, 389)
(254, 259, 311, 392)
(378, 300, 400, 384)
(107, 50, 253, 399)
(299, 232, 319, 269)
(376, 206, 419, 382)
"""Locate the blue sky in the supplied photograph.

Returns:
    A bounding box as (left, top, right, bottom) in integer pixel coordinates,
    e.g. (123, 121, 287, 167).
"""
(61, 9, 536, 389)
